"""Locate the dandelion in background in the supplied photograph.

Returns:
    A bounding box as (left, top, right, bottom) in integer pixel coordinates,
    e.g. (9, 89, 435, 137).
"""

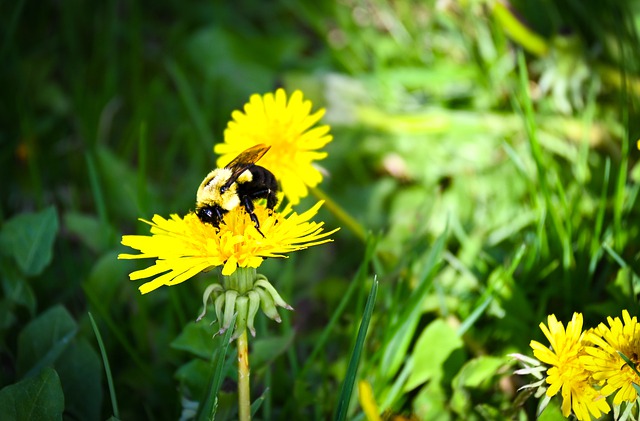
(529, 313, 610, 421)
(582, 310, 640, 406)
(215, 88, 333, 205)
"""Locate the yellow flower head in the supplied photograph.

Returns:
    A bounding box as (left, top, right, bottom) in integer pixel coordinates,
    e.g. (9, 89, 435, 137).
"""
(215, 89, 332, 205)
(119, 202, 338, 294)
(582, 310, 640, 405)
(529, 313, 610, 421)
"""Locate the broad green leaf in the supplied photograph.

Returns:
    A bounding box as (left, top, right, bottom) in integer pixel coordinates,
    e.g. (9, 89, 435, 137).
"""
(0, 300, 17, 329)
(0, 206, 58, 276)
(64, 212, 115, 253)
(453, 356, 508, 388)
(412, 381, 450, 421)
(85, 251, 129, 306)
(1, 260, 36, 315)
(0, 367, 64, 421)
(95, 145, 140, 221)
(450, 356, 510, 415)
(175, 359, 211, 398)
(251, 332, 295, 369)
(405, 319, 464, 391)
(56, 340, 103, 421)
(17, 305, 78, 378)
(171, 317, 220, 360)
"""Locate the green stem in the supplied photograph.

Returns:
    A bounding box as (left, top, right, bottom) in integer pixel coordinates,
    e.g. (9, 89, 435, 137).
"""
(311, 186, 366, 242)
(237, 329, 251, 421)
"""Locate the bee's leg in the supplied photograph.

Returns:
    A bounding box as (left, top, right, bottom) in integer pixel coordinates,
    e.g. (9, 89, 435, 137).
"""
(242, 196, 266, 238)
(249, 187, 277, 214)
(266, 190, 277, 210)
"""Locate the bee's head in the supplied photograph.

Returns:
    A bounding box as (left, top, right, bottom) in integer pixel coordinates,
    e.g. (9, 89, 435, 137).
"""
(196, 205, 226, 227)
(196, 168, 240, 211)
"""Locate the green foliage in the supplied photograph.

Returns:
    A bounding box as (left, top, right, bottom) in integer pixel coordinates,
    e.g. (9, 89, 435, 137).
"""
(2, 0, 640, 419)
(0, 368, 65, 421)
(3, 306, 102, 420)
(0, 207, 58, 277)
(335, 277, 378, 421)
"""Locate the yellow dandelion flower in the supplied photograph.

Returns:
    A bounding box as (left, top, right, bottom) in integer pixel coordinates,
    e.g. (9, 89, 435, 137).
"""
(582, 310, 640, 405)
(119, 202, 338, 294)
(530, 313, 610, 420)
(215, 89, 332, 205)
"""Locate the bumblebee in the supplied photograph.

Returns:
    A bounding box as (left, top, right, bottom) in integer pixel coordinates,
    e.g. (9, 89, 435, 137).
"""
(196, 144, 278, 237)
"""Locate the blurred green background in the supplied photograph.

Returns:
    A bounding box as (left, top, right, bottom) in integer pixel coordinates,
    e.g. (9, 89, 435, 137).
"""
(2, 0, 640, 420)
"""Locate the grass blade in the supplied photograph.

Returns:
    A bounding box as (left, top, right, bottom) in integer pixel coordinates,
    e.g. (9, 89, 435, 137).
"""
(165, 59, 214, 150)
(197, 314, 236, 421)
(85, 151, 109, 226)
(88, 312, 120, 419)
(299, 236, 378, 377)
(334, 276, 379, 421)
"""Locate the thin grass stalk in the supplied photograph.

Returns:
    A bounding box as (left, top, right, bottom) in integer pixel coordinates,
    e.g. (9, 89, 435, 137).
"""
(88, 312, 120, 419)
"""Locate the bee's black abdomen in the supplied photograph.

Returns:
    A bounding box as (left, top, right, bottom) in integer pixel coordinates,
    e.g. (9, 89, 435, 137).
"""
(239, 165, 279, 209)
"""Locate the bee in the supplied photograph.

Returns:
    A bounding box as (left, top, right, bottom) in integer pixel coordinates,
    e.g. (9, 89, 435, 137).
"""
(196, 144, 278, 237)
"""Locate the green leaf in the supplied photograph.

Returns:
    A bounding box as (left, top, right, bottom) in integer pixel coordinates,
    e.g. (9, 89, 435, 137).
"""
(0, 299, 17, 330)
(56, 340, 103, 421)
(1, 260, 36, 315)
(63, 212, 115, 253)
(86, 251, 130, 307)
(95, 145, 141, 221)
(453, 355, 508, 388)
(380, 228, 447, 380)
(0, 206, 58, 276)
(171, 317, 220, 360)
(251, 332, 294, 369)
(405, 319, 464, 391)
(412, 381, 449, 421)
(450, 356, 509, 415)
(17, 305, 78, 378)
(0, 367, 64, 421)
(175, 359, 212, 398)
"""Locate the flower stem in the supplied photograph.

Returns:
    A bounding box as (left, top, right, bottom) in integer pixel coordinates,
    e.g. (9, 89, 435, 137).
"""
(237, 329, 251, 421)
(311, 186, 366, 242)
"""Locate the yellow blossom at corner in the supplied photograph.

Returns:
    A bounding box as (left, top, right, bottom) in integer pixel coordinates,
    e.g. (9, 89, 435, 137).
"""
(529, 313, 610, 421)
(582, 310, 640, 405)
(215, 89, 332, 205)
(118, 201, 338, 294)
(358, 380, 381, 421)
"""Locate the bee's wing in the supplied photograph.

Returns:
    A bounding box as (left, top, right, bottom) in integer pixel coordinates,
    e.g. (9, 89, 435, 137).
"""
(223, 144, 271, 186)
